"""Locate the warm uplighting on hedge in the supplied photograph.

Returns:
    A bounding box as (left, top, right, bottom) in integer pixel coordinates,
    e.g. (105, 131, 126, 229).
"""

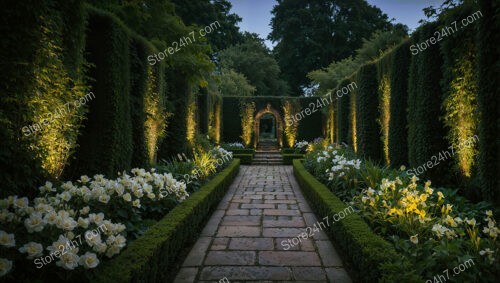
(443, 58, 478, 177)
(186, 98, 197, 147)
(327, 104, 335, 143)
(283, 100, 299, 147)
(379, 75, 391, 165)
(145, 67, 169, 164)
(350, 91, 357, 153)
(240, 102, 255, 147)
(28, 29, 89, 178)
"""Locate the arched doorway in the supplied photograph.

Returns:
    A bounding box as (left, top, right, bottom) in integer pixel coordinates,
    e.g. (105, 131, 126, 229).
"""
(254, 104, 283, 148)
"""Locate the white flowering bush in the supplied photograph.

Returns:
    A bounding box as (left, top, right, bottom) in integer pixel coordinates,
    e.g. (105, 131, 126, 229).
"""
(294, 140, 309, 153)
(303, 142, 500, 281)
(0, 168, 189, 278)
(223, 142, 244, 149)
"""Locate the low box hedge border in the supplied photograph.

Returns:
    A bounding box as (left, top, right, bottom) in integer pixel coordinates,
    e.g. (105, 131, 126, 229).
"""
(228, 148, 255, 155)
(232, 154, 253, 165)
(281, 148, 296, 154)
(282, 154, 304, 165)
(292, 159, 423, 283)
(93, 159, 240, 283)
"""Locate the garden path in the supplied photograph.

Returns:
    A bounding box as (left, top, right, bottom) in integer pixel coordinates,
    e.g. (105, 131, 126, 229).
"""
(174, 165, 352, 282)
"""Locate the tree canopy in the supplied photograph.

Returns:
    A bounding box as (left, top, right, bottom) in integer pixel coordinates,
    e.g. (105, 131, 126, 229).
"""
(218, 33, 289, 96)
(269, 0, 395, 95)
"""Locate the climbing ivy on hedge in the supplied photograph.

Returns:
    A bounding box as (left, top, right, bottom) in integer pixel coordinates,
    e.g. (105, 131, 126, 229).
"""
(68, 7, 132, 178)
(355, 63, 382, 162)
(440, 4, 479, 189)
(388, 40, 411, 167)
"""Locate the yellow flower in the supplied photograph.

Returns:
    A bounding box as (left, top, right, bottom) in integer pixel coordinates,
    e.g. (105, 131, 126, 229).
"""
(437, 191, 444, 201)
(420, 194, 428, 202)
(410, 234, 419, 244)
(486, 210, 493, 217)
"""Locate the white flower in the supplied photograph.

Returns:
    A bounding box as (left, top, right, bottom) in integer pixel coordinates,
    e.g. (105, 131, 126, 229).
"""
(19, 242, 43, 259)
(79, 252, 99, 269)
(85, 231, 101, 247)
(44, 211, 59, 225)
(122, 193, 132, 202)
(465, 218, 477, 226)
(59, 217, 78, 231)
(105, 246, 121, 258)
(132, 199, 141, 208)
(79, 175, 90, 184)
(98, 194, 110, 204)
(0, 258, 13, 277)
(24, 213, 45, 233)
(13, 197, 29, 209)
(58, 191, 72, 202)
(88, 213, 104, 225)
(79, 206, 90, 215)
(78, 217, 90, 229)
(0, 231, 15, 248)
(56, 251, 79, 270)
(46, 235, 71, 254)
(410, 234, 418, 244)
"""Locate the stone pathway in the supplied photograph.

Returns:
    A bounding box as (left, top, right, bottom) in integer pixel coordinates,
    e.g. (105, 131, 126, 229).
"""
(174, 166, 352, 283)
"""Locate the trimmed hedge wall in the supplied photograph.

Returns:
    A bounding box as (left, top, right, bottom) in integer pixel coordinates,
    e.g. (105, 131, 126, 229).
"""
(293, 160, 422, 282)
(282, 154, 304, 165)
(476, 0, 500, 204)
(408, 23, 448, 181)
(232, 154, 253, 165)
(94, 159, 240, 283)
(129, 35, 150, 168)
(67, 7, 133, 178)
(355, 63, 382, 162)
(336, 79, 352, 144)
(221, 96, 323, 145)
(388, 40, 411, 167)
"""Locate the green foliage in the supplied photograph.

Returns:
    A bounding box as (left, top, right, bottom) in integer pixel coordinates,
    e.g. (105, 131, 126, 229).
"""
(475, 0, 499, 204)
(355, 63, 382, 162)
(67, 8, 132, 178)
(232, 154, 253, 165)
(218, 68, 256, 96)
(93, 160, 240, 283)
(282, 154, 304, 165)
(388, 40, 411, 167)
(219, 34, 289, 96)
(270, 0, 396, 95)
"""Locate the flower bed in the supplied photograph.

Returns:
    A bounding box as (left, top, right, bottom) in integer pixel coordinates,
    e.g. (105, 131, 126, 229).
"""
(302, 141, 499, 282)
(93, 159, 240, 283)
(293, 159, 422, 282)
(0, 146, 235, 282)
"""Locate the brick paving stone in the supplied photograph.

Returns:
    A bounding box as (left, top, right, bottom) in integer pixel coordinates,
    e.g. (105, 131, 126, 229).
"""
(221, 215, 260, 226)
(262, 227, 304, 237)
(211, 238, 229, 250)
(200, 266, 292, 281)
(175, 165, 351, 282)
(292, 267, 327, 281)
(217, 226, 261, 237)
(229, 238, 274, 250)
(259, 251, 322, 266)
(204, 251, 256, 266)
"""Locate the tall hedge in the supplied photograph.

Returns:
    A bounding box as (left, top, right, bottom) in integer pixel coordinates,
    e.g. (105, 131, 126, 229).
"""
(377, 52, 393, 165)
(0, 0, 88, 197)
(336, 79, 352, 144)
(355, 63, 382, 162)
(408, 23, 448, 181)
(68, 8, 132, 178)
(158, 70, 190, 157)
(129, 35, 150, 168)
(476, 0, 500, 204)
(388, 40, 411, 167)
